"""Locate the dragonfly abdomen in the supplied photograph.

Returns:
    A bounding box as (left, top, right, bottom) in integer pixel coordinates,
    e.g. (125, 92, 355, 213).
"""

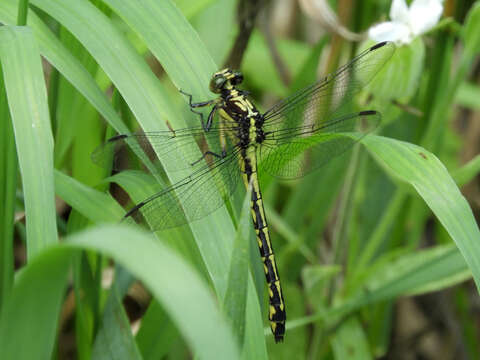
(242, 151, 286, 343)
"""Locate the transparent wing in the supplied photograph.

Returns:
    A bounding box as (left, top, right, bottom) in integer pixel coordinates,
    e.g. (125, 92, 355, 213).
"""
(258, 111, 380, 178)
(261, 42, 395, 131)
(91, 124, 240, 175)
(92, 124, 243, 230)
(125, 146, 242, 230)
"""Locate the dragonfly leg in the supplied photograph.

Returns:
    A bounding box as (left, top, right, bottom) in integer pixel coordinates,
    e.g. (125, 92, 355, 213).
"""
(179, 90, 217, 131)
(204, 105, 218, 131)
(190, 149, 227, 166)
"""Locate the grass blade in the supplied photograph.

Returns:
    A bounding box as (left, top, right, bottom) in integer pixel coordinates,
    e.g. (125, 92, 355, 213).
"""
(0, 63, 16, 309)
(0, 26, 57, 258)
(0, 1, 128, 134)
(0, 247, 71, 360)
(224, 186, 251, 345)
(363, 135, 480, 290)
(65, 225, 241, 360)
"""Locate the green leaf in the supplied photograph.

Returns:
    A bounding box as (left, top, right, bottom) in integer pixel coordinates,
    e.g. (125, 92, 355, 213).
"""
(29, 0, 239, 296)
(224, 186, 251, 345)
(0, 26, 57, 258)
(0, 57, 16, 309)
(102, 0, 217, 100)
(29, 0, 177, 133)
(135, 300, 180, 360)
(64, 225, 241, 360)
(0, 1, 128, 134)
(362, 135, 480, 290)
(0, 247, 72, 360)
(54, 170, 124, 223)
(291, 244, 470, 333)
(362, 244, 469, 299)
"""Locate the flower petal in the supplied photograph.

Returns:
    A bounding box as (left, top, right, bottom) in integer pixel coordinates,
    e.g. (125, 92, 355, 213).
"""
(368, 21, 411, 43)
(409, 0, 444, 35)
(390, 0, 410, 23)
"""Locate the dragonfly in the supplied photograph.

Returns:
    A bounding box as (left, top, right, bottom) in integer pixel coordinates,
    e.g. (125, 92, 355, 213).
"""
(92, 41, 395, 343)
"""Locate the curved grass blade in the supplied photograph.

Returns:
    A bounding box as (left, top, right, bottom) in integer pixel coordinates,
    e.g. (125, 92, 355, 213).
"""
(362, 135, 480, 290)
(64, 225, 241, 360)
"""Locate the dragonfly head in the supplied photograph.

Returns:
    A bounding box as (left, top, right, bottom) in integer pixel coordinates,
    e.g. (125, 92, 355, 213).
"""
(210, 69, 243, 93)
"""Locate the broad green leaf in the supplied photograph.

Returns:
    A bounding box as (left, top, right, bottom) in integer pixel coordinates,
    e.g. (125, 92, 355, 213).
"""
(64, 225, 241, 360)
(363, 135, 480, 289)
(0, 247, 71, 360)
(0, 26, 57, 258)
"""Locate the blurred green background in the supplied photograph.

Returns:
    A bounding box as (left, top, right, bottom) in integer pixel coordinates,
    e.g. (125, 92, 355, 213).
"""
(1, 0, 480, 359)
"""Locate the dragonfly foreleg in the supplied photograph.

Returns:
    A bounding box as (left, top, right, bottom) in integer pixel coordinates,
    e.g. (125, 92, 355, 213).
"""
(179, 90, 217, 131)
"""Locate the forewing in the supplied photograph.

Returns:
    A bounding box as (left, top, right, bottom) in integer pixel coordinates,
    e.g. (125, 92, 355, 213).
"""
(124, 146, 242, 230)
(91, 125, 239, 176)
(258, 111, 380, 178)
(262, 42, 395, 132)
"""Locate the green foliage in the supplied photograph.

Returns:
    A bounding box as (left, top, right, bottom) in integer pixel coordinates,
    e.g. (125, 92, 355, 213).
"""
(1, 0, 480, 359)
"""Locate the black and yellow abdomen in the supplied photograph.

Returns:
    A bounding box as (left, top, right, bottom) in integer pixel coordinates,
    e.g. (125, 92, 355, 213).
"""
(241, 143, 286, 343)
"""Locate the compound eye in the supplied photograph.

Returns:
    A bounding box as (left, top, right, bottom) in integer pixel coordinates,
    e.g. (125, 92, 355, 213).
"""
(232, 72, 243, 85)
(209, 76, 225, 93)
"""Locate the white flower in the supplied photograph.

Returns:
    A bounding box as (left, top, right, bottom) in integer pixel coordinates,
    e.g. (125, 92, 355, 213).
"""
(368, 0, 444, 44)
